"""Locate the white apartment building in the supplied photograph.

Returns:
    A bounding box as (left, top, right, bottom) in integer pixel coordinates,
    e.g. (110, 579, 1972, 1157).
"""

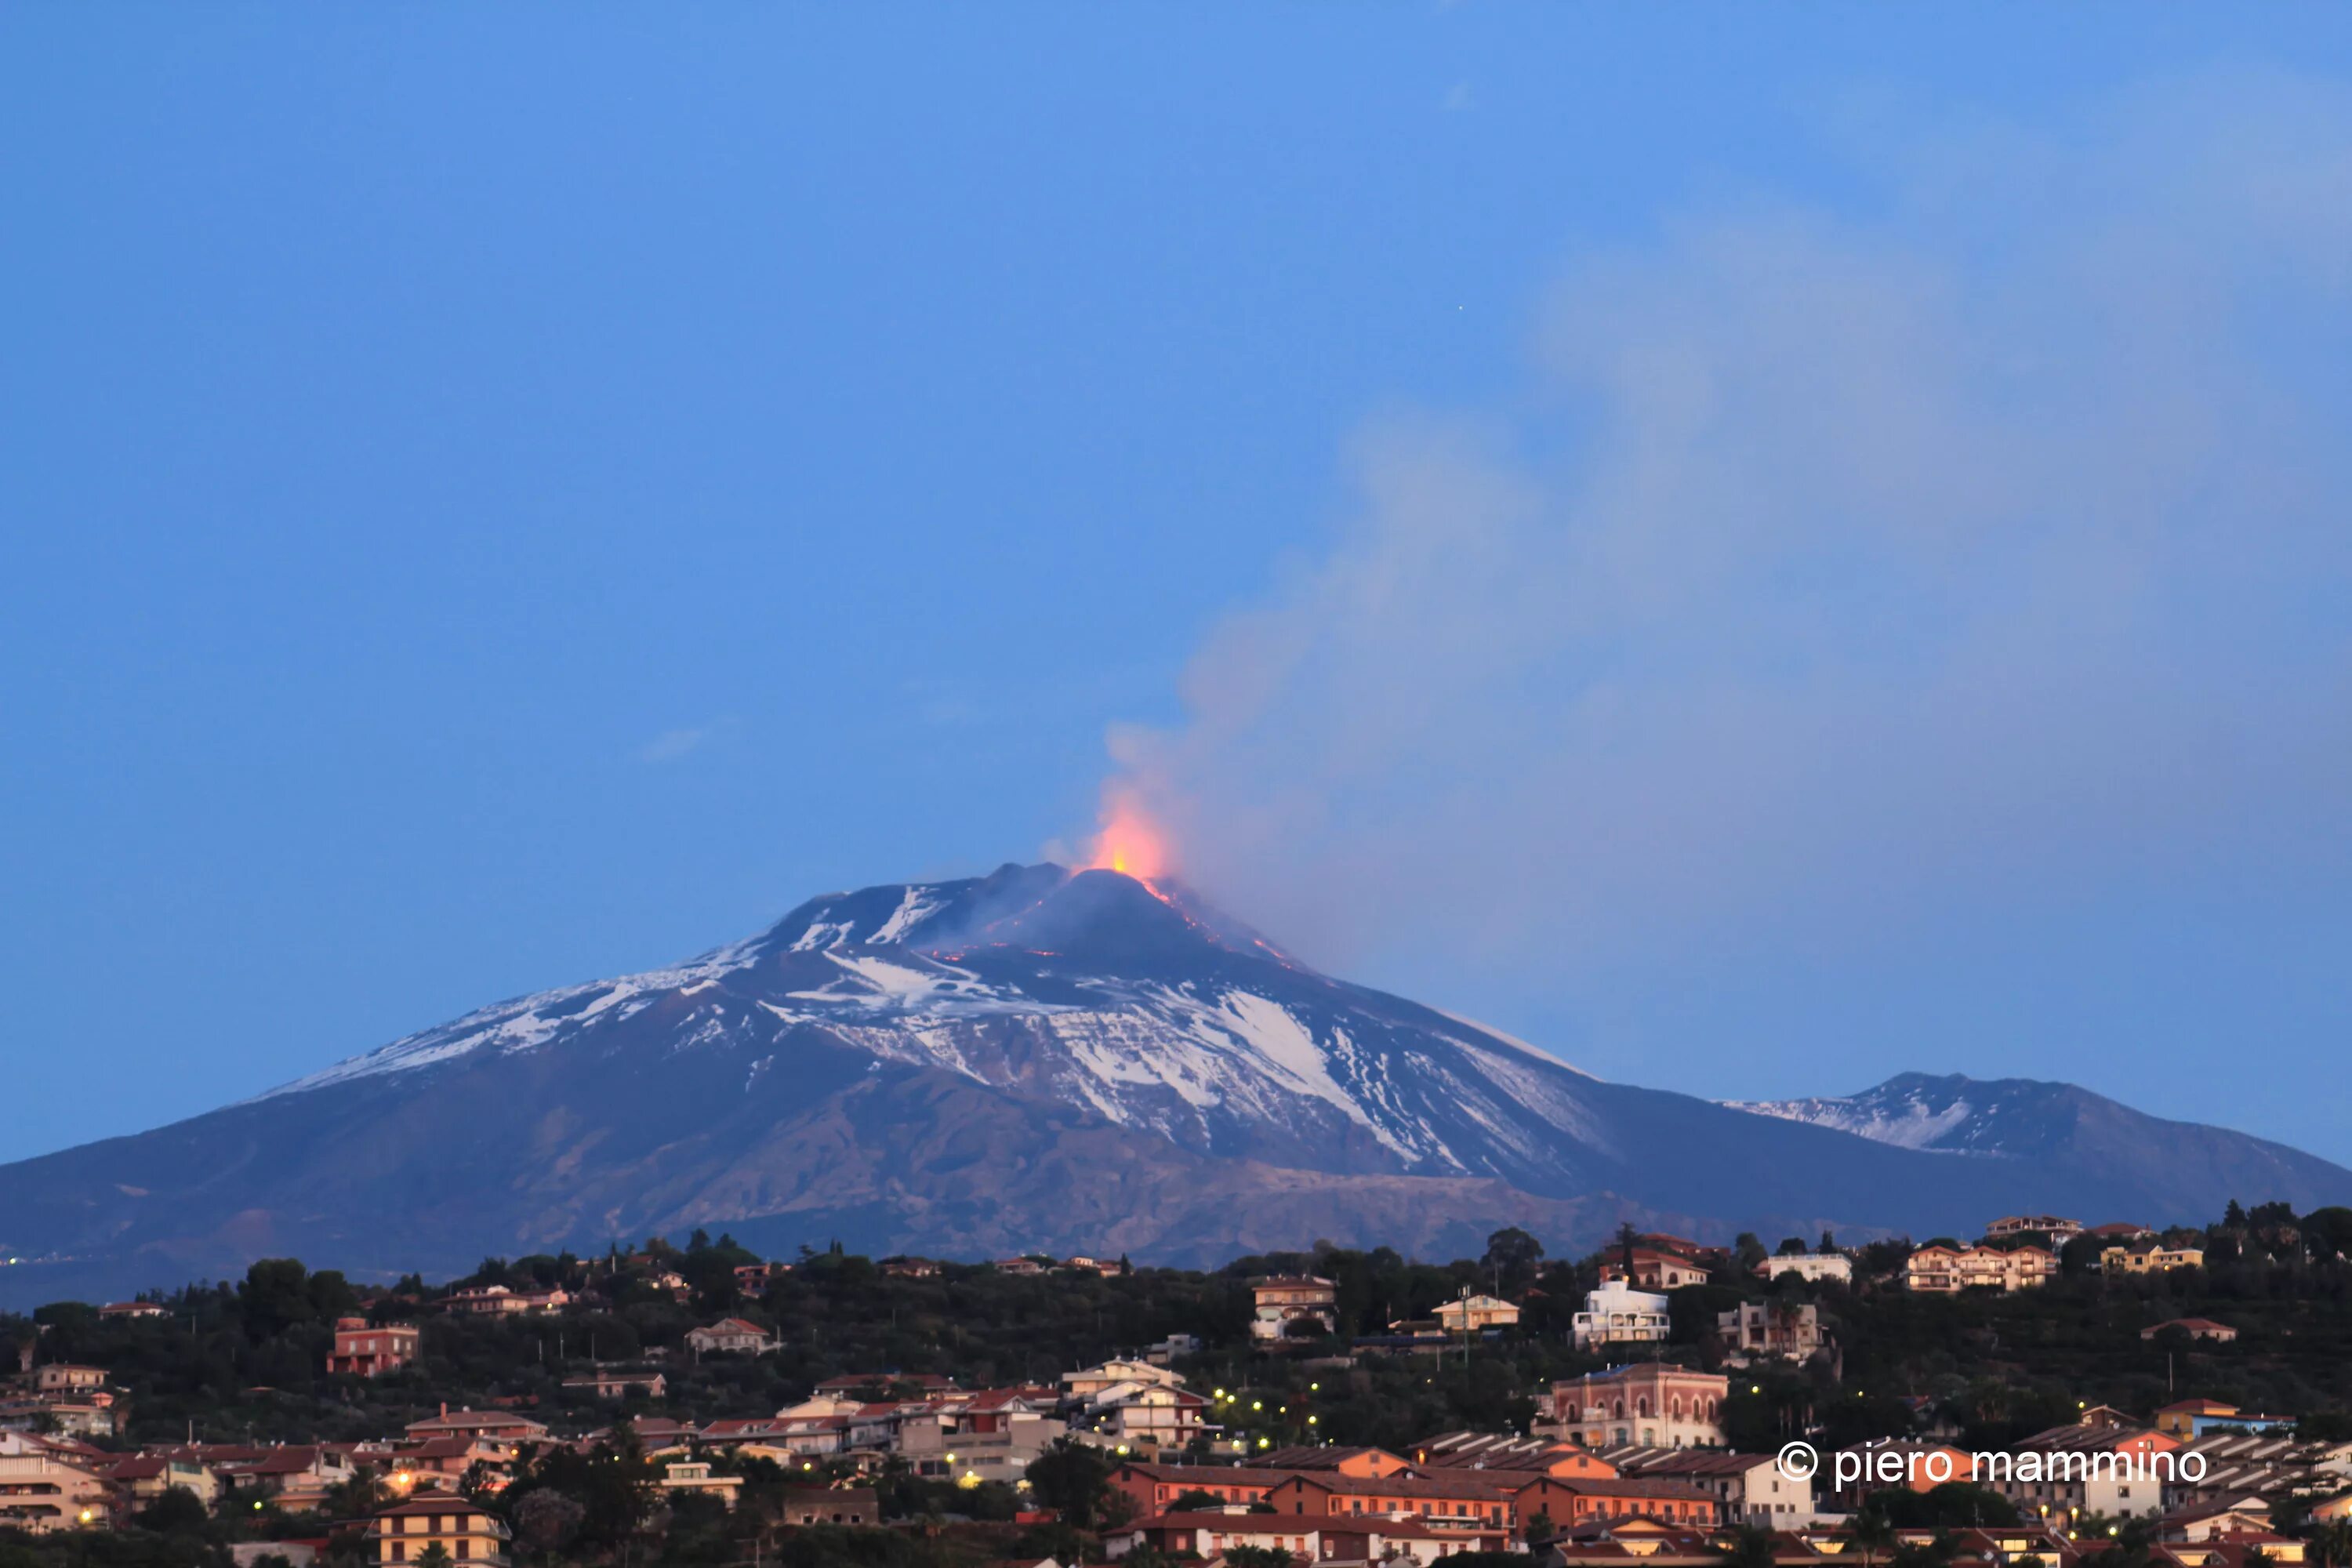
(1571, 1279, 1671, 1350)
(1760, 1254, 1852, 1285)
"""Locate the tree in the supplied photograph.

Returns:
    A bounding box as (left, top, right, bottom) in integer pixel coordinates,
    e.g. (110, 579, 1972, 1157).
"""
(136, 1486, 210, 1534)
(1850, 1506, 1900, 1568)
(1026, 1438, 1118, 1530)
(1734, 1234, 1769, 1272)
(1483, 1229, 1544, 1292)
(512, 1490, 585, 1564)
(1718, 1526, 1778, 1568)
(416, 1548, 453, 1568)
(1226, 1548, 1295, 1568)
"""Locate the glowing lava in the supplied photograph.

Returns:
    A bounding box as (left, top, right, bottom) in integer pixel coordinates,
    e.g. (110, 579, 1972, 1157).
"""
(1090, 792, 1174, 880)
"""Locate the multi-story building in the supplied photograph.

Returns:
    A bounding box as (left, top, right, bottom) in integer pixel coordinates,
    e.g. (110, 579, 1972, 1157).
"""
(0, 1449, 111, 1533)
(1606, 1447, 1817, 1526)
(368, 1497, 512, 1565)
(1715, 1301, 1821, 1361)
(1987, 1216, 2084, 1243)
(1903, 1245, 2056, 1293)
(1598, 1250, 1711, 1290)
(1759, 1254, 1852, 1286)
(441, 1285, 569, 1316)
(1979, 1421, 2181, 1521)
(684, 1318, 775, 1356)
(2103, 1243, 2206, 1276)
(1250, 1276, 1339, 1342)
(1435, 1294, 1521, 1332)
(1550, 1365, 1727, 1450)
(329, 1319, 421, 1378)
(1571, 1280, 1671, 1351)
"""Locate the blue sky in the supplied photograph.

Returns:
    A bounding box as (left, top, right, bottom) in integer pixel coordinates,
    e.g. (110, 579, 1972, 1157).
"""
(5, 7, 2350, 1170)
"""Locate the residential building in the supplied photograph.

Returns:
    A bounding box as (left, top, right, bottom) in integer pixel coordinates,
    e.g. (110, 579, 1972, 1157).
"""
(329, 1319, 422, 1378)
(2104, 1243, 2206, 1277)
(1513, 1473, 1721, 1530)
(1259, 1445, 1416, 1477)
(0, 1450, 111, 1532)
(776, 1486, 878, 1526)
(1105, 1512, 1511, 1566)
(898, 1388, 1066, 1484)
(441, 1285, 569, 1316)
(103, 1454, 221, 1507)
(1606, 1446, 1817, 1526)
(1435, 1294, 1521, 1333)
(1904, 1245, 2057, 1293)
(733, 1262, 793, 1296)
(562, 1369, 668, 1399)
(2154, 1402, 2294, 1440)
(1598, 1250, 1711, 1290)
(1110, 1461, 1291, 1516)
(1571, 1280, 1671, 1351)
(685, 1318, 775, 1356)
(1250, 1276, 1339, 1342)
(368, 1497, 512, 1565)
(1410, 1433, 1617, 1479)
(97, 1301, 169, 1320)
(1982, 1422, 2183, 1520)
(877, 1258, 938, 1279)
(1074, 1381, 1209, 1454)
(1821, 1442, 1978, 1508)
(1264, 1472, 1521, 1530)
(1760, 1254, 1853, 1286)
(1987, 1216, 2085, 1243)
(1062, 1359, 1185, 1399)
(31, 1367, 107, 1396)
(1715, 1301, 1822, 1360)
(1550, 1365, 1728, 1450)
(2143, 1319, 2237, 1344)
(403, 1408, 550, 1444)
(659, 1461, 741, 1509)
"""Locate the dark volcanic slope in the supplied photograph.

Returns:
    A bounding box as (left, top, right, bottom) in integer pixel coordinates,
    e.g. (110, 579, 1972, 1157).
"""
(2, 865, 2343, 1305)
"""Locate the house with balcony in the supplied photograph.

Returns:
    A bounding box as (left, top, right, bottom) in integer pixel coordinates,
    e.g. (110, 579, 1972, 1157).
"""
(1250, 1276, 1339, 1342)
(330, 1319, 421, 1378)
(1570, 1280, 1671, 1350)
(368, 1497, 512, 1566)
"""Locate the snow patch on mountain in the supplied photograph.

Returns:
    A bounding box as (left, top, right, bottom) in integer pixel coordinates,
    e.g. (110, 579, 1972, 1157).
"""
(1729, 1083, 1994, 1155)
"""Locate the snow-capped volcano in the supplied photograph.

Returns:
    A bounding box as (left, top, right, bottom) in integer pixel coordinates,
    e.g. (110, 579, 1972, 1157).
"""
(259, 863, 1606, 1187)
(3, 867, 2347, 1304)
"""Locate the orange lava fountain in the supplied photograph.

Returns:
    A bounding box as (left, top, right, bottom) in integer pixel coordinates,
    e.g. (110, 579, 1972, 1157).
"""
(1089, 793, 1174, 880)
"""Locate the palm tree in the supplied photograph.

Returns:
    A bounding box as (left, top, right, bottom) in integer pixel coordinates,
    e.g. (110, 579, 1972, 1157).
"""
(1849, 1508, 1899, 1568)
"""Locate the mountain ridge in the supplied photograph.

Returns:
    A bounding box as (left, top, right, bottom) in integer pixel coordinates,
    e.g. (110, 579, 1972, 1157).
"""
(2, 864, 2345, 1306)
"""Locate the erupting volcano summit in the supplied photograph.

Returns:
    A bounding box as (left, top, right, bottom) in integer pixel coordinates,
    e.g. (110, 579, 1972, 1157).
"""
(1, 862, 2345, 1305)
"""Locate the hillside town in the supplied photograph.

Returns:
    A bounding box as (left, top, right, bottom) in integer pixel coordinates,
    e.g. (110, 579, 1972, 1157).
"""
(2, 1201, 2350, 1568)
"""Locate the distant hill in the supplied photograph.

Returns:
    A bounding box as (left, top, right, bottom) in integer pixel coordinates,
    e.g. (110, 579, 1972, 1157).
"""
(1726, 1071, 2352, 1227)
(3, 865, 2346, 1305)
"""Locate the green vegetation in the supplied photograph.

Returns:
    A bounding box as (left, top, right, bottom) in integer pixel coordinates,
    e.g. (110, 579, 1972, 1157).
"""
(3, 1207, 2350, 1566)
